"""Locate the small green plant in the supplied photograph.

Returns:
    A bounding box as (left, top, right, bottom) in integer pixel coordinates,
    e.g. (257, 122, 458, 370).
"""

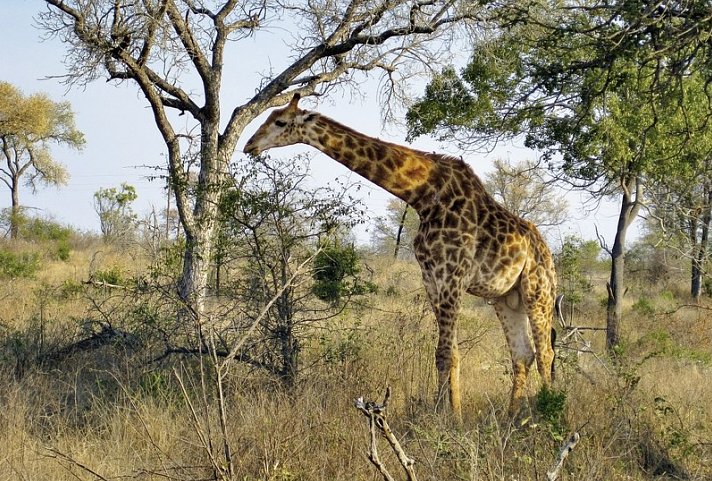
(632, 296, 655, 315)
(320, 323, 365, 366)
(638, 396, 695, 478)
(93, 265, 129, 286)
(148, 239, 185, 282)
(640, 328, 712, 365)
(536, 386, 567, 440)
(704, 277, 712, 297)
(56, 240, 71, 261)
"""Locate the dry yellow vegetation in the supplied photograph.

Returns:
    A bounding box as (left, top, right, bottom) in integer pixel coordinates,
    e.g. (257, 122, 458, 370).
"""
(0, 237, 710, 481)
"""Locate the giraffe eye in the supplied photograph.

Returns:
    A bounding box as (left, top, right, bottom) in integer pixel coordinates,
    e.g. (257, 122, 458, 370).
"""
(275, 120, 287, 128)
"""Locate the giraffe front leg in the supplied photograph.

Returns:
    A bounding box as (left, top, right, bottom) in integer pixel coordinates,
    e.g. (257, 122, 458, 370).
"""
(509, 358, 532, 418)
(449, 341, 461, 417)
(434, 327, 462, 424)
(415, 240, 466, 424)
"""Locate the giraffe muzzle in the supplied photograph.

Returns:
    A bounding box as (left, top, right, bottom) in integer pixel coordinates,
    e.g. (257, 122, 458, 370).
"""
(243, 139, 260, 156)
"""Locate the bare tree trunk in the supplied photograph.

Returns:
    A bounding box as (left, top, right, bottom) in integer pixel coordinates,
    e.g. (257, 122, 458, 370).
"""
(10, 176, 20, 239)
(277, 258, 298, 387)
(606, 177, 642, 352)
(393, 206, 408, 259)
(178, 229, 217, 321)
(175, 129, 225, 323)
(691, 186, 711, 300)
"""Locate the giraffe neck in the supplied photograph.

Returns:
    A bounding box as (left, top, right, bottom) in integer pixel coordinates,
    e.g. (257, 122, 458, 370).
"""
(301, 114, 435, 207)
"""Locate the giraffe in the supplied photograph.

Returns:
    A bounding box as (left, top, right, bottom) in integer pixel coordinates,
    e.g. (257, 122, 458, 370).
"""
(244, 94, 558, 421)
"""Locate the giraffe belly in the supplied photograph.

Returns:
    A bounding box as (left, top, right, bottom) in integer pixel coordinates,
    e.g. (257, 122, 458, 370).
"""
(465, 261, 525, 299)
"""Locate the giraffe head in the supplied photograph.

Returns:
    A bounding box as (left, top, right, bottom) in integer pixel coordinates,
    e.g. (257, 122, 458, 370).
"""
(244, 94, 313, 156)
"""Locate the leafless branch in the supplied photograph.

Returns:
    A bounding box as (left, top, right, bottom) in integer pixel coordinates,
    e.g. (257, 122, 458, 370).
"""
(546, 432, 581, 481)
(355, 387, 418, 481)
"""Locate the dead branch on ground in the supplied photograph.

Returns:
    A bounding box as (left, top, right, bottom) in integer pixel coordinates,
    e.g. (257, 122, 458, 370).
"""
(355, 387, 417, 481)
(546, 432, 581, 481)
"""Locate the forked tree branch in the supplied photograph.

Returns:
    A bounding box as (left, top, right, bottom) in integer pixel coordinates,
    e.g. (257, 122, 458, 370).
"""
(355, 387, 417, 481)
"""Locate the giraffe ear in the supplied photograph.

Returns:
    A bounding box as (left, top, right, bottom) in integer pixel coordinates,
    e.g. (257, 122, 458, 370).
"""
(287, 93, 301, 111)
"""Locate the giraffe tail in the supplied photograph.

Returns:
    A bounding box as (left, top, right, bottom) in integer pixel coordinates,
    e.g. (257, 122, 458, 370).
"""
(551, 294, 565, 382)
(550, 325, 557, 382)
(555, 293, 565, 328)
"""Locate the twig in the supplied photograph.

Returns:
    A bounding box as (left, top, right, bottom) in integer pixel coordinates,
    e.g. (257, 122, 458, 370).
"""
(355, 387, 417, 481)
(44, 447, 110, 481)
(661, 303, 712, 314)
(562, 326, 607, 331)
(82, 279, 129, 290)
(218, 249, 320, 372)
(546, 432, 581, 481)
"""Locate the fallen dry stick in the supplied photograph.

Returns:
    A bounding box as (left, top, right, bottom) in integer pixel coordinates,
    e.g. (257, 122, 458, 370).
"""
(547, 432, 581, 481)
(355, 387, 417, 481)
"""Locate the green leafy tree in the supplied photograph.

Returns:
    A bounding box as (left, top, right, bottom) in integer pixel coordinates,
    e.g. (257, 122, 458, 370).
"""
(217, 155, 370, 386)
(93, 183, 138, 243)
(313, 241, 376, 305)
(406, 4, 712, 351)
(556, 235, 600, 320)
(642, 75, 712, 299)
(0, 82, 84, 238)
(648, 166, 712, 300)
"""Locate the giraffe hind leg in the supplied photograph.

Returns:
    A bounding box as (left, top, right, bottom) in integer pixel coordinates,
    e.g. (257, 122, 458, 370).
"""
(494, 291, 535, 418)
(519, 273, 556, 388)
(527, 302, 555, 388)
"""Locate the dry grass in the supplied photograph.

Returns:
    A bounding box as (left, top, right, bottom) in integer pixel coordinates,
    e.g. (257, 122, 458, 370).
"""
(0, 241, 710, 481)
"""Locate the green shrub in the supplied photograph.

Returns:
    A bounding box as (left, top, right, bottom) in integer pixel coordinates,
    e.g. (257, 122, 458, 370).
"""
(0, 248, 40, 278)
(1, 210, 73, 242)
(640, 328, 712, 365)
(1, 210, 74, 260)
(56, 240, 71, 261)
(22, 217, 72, 242)
(312, 243, 377, 304)
(632, 296, 655, 315)
(319, 323, 365, 366)
(93, 265, 129, 286)
(536, 386, 568, 440)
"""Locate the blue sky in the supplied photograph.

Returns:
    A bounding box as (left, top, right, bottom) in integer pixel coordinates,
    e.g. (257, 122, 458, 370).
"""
(1, 1, 626, 246)
(2, 2, 172, 232)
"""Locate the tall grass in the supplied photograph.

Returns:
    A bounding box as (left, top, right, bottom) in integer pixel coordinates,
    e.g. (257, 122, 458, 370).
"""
(0, 242, 710, 480)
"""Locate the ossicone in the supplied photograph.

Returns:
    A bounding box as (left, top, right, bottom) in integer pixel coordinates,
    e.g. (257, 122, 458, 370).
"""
(287, 93, 301, 111)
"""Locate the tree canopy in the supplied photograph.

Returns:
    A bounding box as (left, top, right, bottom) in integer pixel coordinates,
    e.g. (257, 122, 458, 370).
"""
(0, 81, 84, 238)
(484, 158, 567, 232)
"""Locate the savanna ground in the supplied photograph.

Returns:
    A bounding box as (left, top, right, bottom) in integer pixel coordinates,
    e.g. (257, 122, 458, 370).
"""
(0, 233, 710, 481)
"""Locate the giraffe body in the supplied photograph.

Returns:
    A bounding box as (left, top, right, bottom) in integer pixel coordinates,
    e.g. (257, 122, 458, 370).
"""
(244, 95, 557, 420)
